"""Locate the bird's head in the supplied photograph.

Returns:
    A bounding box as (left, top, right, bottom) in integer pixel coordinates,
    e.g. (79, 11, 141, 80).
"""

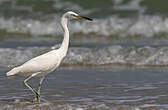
(63, 11, 92, 21)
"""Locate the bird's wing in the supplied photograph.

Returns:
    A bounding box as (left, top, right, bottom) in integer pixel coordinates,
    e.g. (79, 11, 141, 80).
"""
(18, 50, 60, 75)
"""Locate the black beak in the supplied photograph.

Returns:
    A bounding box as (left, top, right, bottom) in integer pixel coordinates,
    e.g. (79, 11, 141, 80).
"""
(73, 15, 93, 21)
(80, 16, 93, 21)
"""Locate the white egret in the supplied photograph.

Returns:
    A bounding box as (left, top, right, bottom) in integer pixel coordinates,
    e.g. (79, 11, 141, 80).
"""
(6, 11, 92, 102)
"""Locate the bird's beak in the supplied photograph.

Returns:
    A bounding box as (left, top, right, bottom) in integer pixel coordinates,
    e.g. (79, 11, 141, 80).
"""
(73, 15, 93, 21)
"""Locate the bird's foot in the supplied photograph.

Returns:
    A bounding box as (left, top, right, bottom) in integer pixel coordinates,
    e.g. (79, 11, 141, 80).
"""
(32, 95, 40, 103)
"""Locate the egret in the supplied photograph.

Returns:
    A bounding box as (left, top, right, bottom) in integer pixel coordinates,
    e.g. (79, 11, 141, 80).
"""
(6, 11, 92, 102)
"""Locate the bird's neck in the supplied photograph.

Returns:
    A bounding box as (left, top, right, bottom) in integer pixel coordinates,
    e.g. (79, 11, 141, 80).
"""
(60, 17, 69, 56)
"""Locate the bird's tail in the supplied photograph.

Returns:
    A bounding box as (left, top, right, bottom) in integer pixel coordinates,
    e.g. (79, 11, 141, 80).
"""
(6, 67, 20, 77)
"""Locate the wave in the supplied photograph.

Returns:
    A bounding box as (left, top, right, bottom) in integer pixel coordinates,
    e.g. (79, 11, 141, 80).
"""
(1, 15, 168, 40)
(0, 0, 168, 41)
(1, 45, 168, 68)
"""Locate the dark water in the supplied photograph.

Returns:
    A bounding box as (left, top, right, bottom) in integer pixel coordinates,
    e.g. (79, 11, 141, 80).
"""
(1, 0, 168, 110)
(1, 67, 168, 110)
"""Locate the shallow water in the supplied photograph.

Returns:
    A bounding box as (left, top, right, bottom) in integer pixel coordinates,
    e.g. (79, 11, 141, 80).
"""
(0, 67, 168, 110)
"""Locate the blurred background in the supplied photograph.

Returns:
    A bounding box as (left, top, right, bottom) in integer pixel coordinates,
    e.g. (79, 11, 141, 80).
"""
(1, 0, 168, 68)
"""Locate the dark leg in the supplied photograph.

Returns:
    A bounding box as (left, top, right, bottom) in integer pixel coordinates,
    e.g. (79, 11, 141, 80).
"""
(35, 76, 45, 102)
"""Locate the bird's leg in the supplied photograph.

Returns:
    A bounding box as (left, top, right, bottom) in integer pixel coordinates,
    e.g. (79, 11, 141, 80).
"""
(24, 75, 40, 102)
(35, 76, 45, 102)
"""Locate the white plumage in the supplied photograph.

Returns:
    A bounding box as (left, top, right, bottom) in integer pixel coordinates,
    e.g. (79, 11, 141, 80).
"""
(7, 50, 62, 77)
(6, 11, 92, 102)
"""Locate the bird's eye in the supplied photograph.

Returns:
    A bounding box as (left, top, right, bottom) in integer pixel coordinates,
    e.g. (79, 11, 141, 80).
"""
(71, 14, 76, 17)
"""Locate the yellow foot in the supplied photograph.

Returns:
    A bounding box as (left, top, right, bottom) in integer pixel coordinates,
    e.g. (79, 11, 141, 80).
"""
(32, 97, 40, 103)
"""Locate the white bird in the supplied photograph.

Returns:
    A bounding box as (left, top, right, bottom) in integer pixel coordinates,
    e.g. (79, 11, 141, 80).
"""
(6, 11, 92, 102)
